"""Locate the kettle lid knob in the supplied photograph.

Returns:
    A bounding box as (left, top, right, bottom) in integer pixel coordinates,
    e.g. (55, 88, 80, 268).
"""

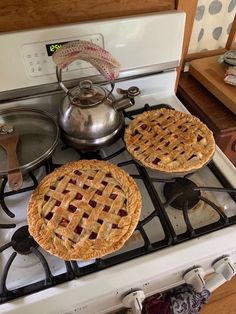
(78, 80, 97, 99)
(127, 86, 140, 97)
(116, 86, 140, 98)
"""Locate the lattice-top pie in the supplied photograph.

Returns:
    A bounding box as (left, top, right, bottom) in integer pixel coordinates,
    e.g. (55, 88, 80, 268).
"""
(27, 160, 141, 260)
(124, 108, 215, 173)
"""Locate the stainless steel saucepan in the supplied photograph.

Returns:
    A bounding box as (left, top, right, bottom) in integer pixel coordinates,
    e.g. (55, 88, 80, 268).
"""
(0, 108, 59, 190)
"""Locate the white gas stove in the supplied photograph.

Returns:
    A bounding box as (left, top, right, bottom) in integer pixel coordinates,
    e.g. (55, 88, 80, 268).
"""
(0, 11, 236, 314)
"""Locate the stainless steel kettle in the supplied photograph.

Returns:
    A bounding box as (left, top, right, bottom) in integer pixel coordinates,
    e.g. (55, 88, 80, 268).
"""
(57, 68, 140, 151)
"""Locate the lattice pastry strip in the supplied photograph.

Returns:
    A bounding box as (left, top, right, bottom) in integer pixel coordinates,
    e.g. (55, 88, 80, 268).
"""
(28, 160, 141, 260)
(124, 108, 215, 173)
(45, 180, 126, 241)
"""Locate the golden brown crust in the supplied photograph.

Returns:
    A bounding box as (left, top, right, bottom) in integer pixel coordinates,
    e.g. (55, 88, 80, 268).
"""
(27, 160, 141, 261)
(124, 109, 215, 173)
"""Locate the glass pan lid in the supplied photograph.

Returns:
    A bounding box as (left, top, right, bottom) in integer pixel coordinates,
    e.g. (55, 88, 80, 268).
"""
(0, 108, 59, 175)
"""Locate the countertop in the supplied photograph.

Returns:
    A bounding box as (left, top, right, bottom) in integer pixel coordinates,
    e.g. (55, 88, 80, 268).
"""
(189, 55, 236, 115)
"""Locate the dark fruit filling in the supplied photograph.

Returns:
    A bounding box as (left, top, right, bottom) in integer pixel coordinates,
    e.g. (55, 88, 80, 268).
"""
(96, 190, 103, 195)
(55, 233, 63, 239)
(74, 225, 83, 235)
(197, 135, 203, 141)
(89, 200, 97, 208)
(75, 193, 83, 200)
(103, 205, 110, 212)
(89, 232, 97, 240)
(44, 195, 50, 201)
(118, 209, 128, 217)
(109, 194, 117, 200)
(68, 204, 77, 213)
(153, 157, 161, 165)
(45, 212, 53, 220)
(74, 170, 82, 176)
(59, 218, 69, 227)
(69, 179, 76, 185)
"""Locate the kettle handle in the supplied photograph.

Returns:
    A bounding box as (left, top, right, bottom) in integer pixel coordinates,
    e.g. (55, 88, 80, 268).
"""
(56, 66, 115, 103)
(56, 66, 74, 99)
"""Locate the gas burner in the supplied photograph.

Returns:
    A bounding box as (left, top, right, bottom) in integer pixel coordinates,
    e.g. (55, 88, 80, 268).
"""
(163, 178, 201, 210)
(79, 150, 102, 160)
(11, 225, 38, 255)
(55, 142, 103, 161)
(0, 222, 41, 269)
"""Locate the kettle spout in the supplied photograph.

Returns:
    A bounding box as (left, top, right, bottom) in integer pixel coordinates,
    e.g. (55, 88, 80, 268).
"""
(113, 86, 140, 111)
(113, 98, 134, 111)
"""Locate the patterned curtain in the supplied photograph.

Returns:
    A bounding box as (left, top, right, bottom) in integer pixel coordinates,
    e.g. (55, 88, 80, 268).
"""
(188, 0, 236, 53)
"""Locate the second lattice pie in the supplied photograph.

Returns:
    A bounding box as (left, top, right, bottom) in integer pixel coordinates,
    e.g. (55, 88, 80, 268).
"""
(124, 108, 215, 173)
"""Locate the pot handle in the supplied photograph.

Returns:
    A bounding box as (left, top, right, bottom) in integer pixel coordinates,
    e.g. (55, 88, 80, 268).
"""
(0, 126, 23, 191)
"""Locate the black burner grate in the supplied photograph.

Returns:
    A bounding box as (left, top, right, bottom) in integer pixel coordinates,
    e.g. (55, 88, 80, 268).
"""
(149, 168, 234, 242)
(0, 103, 236, 303)
(0, 161, 74, 303)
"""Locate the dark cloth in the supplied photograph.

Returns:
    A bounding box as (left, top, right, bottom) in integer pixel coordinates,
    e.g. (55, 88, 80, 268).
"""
(142, 293, 171, 314)
(142, 284, 210, 314)
(170, 284, 210, 314)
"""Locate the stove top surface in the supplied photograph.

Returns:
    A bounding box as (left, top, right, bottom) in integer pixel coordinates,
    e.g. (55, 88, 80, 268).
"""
(0, 103, 235, 304)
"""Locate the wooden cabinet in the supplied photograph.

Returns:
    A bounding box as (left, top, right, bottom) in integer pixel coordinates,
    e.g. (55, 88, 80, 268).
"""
(177, 72, 236, 165)
(0, 0, 175, 32)
(189, 55, 236, 115)
(201, 276, 236, 314)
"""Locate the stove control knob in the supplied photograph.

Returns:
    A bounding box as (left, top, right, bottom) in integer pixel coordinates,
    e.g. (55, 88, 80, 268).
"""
(122, 290, 145, 314)
(213, 256, 235, 280)
(183, 266, 205, 292)
(205, 256, 236, 292)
